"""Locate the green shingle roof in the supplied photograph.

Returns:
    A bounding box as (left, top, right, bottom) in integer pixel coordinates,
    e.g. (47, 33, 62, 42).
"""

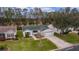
(23, 25, 49, 31)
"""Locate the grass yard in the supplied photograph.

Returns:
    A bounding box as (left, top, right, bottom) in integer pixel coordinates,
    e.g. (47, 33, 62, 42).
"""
(0, 38, 57, 51)
(54, 33, 79, 44)
(0, 30, 57, 51)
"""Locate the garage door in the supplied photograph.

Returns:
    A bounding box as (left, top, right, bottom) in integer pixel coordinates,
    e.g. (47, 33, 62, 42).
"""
(43, 31, 54, 36)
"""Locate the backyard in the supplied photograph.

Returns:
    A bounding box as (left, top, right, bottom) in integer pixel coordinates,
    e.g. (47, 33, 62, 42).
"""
(54, 33, 79, 44)
(0, 30, 57, 51)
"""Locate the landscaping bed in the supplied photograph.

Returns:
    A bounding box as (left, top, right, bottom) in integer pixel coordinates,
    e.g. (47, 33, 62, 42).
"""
(54, 32, 79, 44)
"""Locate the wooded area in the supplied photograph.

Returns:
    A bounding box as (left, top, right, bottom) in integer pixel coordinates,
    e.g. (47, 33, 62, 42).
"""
(0, 7, 79, 33)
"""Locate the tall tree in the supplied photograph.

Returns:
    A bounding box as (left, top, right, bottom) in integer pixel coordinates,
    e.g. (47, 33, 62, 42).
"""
(4, 8, 15, 25)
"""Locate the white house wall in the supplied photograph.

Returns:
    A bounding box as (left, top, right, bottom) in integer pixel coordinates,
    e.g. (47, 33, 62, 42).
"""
(5, 30, 16, 39)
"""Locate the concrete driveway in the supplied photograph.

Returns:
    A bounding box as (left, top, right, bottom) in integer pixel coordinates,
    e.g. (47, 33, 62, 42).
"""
(42, 29, 73, 49)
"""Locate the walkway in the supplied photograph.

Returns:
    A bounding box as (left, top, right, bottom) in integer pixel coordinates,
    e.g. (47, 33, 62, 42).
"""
(31, 35, 38, 40)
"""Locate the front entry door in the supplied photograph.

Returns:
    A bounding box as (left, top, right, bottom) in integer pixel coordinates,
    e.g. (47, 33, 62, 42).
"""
(25, 32, 30, 37)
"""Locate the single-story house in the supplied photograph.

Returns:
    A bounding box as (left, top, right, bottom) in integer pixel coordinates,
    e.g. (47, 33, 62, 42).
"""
(0, 26, 17, 40)
(22, 25, 49, 37)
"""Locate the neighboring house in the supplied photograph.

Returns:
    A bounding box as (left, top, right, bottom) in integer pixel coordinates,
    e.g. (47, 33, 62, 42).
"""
(69, 27, 79, 33)
(0, 26, 17, 40)
(22, 25, 49, 37)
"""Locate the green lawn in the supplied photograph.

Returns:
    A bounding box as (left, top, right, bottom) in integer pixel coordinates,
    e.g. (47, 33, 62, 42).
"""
(0, 38, 57, 51)
(0, 30, 57, 51)
(54, 33, 79, 44)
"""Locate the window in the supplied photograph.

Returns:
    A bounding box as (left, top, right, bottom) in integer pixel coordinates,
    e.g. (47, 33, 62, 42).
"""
(7, 34, 14, 38)
(33, 30, 38, 33)
(0, 34, 4, 38)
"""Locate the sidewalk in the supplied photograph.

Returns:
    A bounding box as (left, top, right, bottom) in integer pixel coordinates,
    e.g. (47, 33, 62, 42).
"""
(31, 35, 38, 40)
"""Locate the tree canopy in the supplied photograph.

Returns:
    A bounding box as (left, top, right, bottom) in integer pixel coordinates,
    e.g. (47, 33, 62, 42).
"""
(0, 7, 79, 33)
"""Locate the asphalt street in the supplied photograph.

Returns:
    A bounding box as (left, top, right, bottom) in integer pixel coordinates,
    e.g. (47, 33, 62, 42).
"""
(57, 45, 79, 51)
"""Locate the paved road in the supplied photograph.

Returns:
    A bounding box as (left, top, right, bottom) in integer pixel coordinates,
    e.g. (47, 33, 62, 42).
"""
(57, 44, 79, 51)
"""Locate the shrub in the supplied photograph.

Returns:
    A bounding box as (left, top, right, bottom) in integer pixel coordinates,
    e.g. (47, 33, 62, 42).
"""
(54, 32, 59, 36)
(17, 30, 23, 38)
(54, 32, 61, 37)
(0, 45, 7, 51)
(60, 30, 71, 35)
